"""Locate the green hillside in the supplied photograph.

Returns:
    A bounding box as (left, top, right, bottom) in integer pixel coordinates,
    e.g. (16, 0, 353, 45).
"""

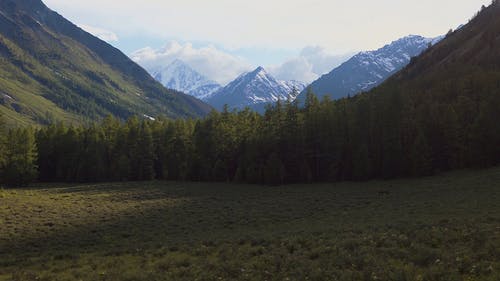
(0, 0, 211, 126)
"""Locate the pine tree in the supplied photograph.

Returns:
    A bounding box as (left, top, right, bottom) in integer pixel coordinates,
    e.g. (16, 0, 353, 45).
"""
(77, 126, 104, 182)
(0, 114, 6, 183)
(304, 87, 320, 112)
(410, 128, 433, 176)
(264, 152, 286, 185)
(468, 99, 500, 167)
(139, 123, 155, 180)
(101, 115, 120, 180)
(126, 117, 141, 180)
(3, 128, 38, 186)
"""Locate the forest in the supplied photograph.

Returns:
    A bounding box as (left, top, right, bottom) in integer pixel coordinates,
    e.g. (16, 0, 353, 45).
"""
(0, 79, 499, 186)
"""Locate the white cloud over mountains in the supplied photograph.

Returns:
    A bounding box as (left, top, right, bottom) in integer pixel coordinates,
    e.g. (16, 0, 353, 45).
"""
(131, 42, 354, 85)
(131, 41, 252, 85)
(268, 47, 354, 83)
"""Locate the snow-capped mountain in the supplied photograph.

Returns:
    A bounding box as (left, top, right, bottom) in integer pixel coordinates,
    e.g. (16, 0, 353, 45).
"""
(298, 35, 443, 101)
(282, 80, 307, 94)
(151, 59, 221, 100)
(205, 67, 306, 111)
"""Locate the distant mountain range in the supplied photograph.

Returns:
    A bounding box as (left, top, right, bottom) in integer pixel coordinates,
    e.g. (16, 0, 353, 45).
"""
(297, 35, 443, 101)
(151, 60, 221, 100)
(205, 67, 306, 111)
(143, 35, 442, 112)
(0, 0, 211, 125)
(141, 59, 306, 112)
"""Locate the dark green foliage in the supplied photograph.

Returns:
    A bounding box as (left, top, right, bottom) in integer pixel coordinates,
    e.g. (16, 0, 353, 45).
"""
(2, 67, 499, 186)
(0, 114, 6, 173)
(3, 64, 500, 186)
(264, 153, 285, 185)
(1, 127, 37, 186)
(16, 77, 497, 186)
(138, 123, 155, 181)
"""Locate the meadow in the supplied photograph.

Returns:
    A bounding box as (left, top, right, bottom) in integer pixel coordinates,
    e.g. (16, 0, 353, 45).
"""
(1, 167, 499, 280)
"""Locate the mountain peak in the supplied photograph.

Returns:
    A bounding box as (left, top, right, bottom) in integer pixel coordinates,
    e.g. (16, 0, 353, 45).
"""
(254, 66, 266, 72)
(150, 59, 221, 100)
(205, 68, 305, 112)
(299, 34, 442, 101)
(401, 34, 424, 40)
(250, 66, 267, 77)
(170, 59, 187, 67)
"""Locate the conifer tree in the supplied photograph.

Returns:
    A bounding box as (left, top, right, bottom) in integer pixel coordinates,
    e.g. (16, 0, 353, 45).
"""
(3, 128, 38, 186)
(0, 114, 6, 183)
(410, 128, 433, 176)
(126, 117, 141, 180)
(77, 126, 105, 182)
(139, 123, 155, 180)
(264, 152, 286, 185)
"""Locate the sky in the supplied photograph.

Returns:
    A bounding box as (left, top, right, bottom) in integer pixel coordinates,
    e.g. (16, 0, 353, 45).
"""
(43, 0, 490, 84)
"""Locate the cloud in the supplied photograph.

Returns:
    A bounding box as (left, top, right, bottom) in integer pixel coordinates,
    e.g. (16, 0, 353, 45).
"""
(268, 47, 354, 83)
(300, 47, 353, 75)
(131, 42, 353, 85)
(78, 24, 119, 42)
(45, 0, 486, 55)
(268, 57, 318, 83)
(131, 41, 252, 85)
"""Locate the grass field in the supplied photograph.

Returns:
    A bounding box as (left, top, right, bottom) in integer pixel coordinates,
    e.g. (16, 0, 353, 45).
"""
(1, 168, 500, 280)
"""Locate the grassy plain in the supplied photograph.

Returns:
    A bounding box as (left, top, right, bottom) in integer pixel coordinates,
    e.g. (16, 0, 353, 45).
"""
(1, 167, 500, 280)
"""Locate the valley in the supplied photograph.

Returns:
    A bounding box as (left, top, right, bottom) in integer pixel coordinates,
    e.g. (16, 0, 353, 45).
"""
(0, 1, 499, 280)
(1, 167, 500, 280)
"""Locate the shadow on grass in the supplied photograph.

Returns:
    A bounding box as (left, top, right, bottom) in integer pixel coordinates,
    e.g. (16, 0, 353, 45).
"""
(1, 167, 500, 273)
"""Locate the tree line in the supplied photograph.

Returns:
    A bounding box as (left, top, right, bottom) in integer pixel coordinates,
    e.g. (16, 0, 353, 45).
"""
(0, 81, 498, 186)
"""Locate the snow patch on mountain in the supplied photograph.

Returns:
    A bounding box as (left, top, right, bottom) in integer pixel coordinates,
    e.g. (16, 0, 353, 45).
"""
(150, 59, 221, 100)
(206, 67, 305, 111)
(298, 34, 443, 101)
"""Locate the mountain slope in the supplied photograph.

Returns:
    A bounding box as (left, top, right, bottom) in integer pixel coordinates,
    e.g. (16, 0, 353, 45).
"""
(299, 35, 442, 101)
(0, 0, 211, 125)
(359, 2, 500, 169)
(385, 6, 500, 87)
(151, 60, 221, 100)
(206, 67, 305, 111)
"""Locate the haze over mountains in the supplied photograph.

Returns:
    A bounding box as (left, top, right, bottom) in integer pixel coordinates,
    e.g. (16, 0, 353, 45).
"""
(0, 0, 211, 125)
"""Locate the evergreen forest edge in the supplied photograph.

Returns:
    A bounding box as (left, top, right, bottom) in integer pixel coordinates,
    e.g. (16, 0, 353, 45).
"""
(0, 83, 498, 187)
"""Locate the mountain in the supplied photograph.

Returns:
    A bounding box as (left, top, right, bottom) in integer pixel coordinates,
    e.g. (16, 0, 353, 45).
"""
(206, 67, 305, 111)
(298, 35, 442, 101)
(358, 2, 500, 169)
(0, 0, 211, 125)
(374, 2, 500, 94)
(151, 59, 221, 100)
